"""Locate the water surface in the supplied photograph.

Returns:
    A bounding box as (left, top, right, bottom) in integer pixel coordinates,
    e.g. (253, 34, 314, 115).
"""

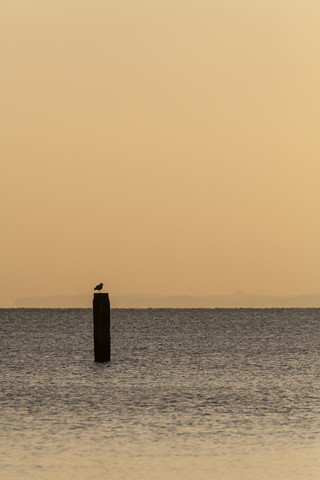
(1, 308, 320, 479)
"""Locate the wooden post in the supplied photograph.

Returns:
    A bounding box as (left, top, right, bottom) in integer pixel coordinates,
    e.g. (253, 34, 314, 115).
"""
(93, 293, 110, 362)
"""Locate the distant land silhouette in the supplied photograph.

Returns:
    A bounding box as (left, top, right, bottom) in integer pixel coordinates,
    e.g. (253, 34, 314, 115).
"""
(14, 292, 320, 308)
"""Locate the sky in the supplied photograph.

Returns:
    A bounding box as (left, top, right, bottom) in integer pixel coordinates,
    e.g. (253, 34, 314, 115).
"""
(1, 0, 320, 306)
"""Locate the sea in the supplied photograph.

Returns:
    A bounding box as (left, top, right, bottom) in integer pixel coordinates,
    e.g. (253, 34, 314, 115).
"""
(1, 308, 320, 480)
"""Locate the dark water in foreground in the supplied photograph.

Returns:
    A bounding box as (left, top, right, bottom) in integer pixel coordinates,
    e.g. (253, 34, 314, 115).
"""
(1, 308, 320, 479)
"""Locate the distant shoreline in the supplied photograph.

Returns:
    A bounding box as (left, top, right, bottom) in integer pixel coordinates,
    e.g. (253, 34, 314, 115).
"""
(3, 306, 320, 310)
(12, 293, 320, 309)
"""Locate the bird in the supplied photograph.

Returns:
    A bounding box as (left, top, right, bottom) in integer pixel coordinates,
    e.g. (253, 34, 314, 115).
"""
(94, 283, 104, 292)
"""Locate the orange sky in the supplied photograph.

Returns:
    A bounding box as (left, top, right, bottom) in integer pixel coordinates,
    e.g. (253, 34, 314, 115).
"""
(1, 0, 320, 306)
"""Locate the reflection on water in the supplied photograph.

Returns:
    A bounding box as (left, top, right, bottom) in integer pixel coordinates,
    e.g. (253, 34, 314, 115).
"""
(1, 308, 320, 479)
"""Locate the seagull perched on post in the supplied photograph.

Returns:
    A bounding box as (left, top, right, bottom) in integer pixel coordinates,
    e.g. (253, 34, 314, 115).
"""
(94, 283, 104, 292)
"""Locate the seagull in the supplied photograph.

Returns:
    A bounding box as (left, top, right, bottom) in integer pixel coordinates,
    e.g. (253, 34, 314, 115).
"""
(94, 283, 104, 292)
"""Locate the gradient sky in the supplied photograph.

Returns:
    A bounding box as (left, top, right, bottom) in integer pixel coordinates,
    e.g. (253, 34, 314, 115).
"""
(2, 0, 320, 306)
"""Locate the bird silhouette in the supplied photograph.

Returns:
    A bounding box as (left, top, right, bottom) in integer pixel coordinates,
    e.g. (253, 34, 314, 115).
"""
(94, 283, 104, 292)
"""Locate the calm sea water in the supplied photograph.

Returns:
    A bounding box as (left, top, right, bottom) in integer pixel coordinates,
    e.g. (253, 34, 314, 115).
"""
(1, 308, 320, 479)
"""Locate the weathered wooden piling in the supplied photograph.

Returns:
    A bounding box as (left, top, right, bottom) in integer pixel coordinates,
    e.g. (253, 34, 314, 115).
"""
(93, 293, 110, 362)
